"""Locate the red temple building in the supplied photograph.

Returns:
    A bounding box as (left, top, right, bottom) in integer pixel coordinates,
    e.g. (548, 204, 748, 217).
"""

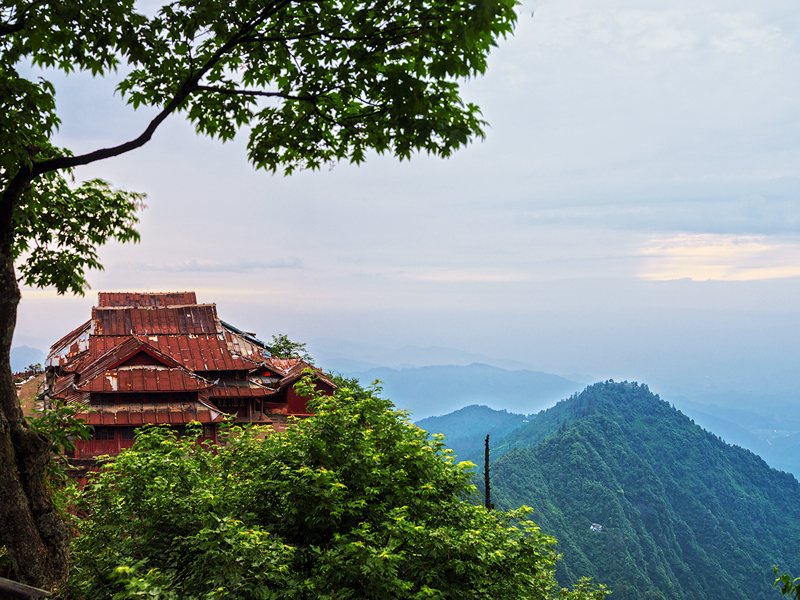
(45, 291, 334, 458)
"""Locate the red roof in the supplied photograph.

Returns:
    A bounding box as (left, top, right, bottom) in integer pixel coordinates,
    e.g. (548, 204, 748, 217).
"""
(51, 373, 81, 402)
(77, 337, 182, 383)
(92, 305, 220, 335)
(77, 366, 214, 393)
(210, 379, 277, 398)
(263, 357, 336, 388)
(48, 320, 91, 369)
(77, 400, 225, 425)
(88, 334, 262, 371)
(98, 291, 198, 307)
(45, 291, 336, 444)
(262, 357, 303, 375)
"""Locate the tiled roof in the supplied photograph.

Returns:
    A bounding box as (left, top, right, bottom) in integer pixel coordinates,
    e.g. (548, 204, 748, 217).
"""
(45, 292, 336, 431)
(262, 357, 303, 375)
(222, 327, 269, 361)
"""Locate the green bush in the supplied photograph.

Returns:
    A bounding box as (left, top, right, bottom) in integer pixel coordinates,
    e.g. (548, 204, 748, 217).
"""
(68, 379, 605, 599)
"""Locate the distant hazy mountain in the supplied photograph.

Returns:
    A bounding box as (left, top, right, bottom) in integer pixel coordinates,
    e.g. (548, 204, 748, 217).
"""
(347, 362, 583, 419)
(673, 398, 800, 478)
(314, 341, 535, 372)
(419, 382, 800, 599)
(416, 405, 529, 463)
(10, 346, 45, 373)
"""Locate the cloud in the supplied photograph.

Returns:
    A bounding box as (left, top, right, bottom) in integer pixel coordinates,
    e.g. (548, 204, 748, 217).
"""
(711, 13, 786, 54)
(394, 269, 529, 284)
(639, 233, 800, 281)
(516, 180, 800, 235)
(526, 2, 792, 57)
(141, 257, 303, 273)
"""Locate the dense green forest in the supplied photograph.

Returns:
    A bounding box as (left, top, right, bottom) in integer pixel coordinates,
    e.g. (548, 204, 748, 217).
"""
(422, 382, 800, 599)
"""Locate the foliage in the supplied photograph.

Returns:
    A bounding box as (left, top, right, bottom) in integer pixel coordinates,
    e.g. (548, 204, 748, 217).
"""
(430, 382, 800, 599)
(2, 0, 517, 288)
(28, 401, 92, 488)
(775, 568, 800, 599)
(0, 545, 10, 578)
(1, 0, 519, 589)
(268, 333, 314, 364)
(11, 176, 144, 294)
(68, 379, 605, 599)
(28, 401, 92, 457)
(557, 578, 609, 600)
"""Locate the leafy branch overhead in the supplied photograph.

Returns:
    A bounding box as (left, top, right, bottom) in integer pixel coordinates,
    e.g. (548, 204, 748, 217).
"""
(2, 0, 517, 292)
(12, 176, 144, 294)
(5, 0, 519, 175)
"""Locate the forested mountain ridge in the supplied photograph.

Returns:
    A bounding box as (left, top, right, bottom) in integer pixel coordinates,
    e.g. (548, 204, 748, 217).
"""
(416, 404, 529, 462)
(421, 382, 800, 599)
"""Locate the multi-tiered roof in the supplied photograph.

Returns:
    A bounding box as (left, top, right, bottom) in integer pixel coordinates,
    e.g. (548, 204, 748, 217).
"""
(46, 292, 334, 457)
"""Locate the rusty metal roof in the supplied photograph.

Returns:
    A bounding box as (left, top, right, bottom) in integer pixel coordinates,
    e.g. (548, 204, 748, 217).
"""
(88, 335, 262, 372)
(222, 327, 269, 361)
(92, 305, 220, 335)
(263, 357, 336, 389)
(45, 292, 335, 427)
(77, 337, 182, 384)
(48, 320, 91, 369)
(77, 400, 225, 425)
(98, 291, 198, 307)
(262, 357, 303, 375)
(210, 379, 277, 398)
(51, 373, 80, 401)
(77, 366, 215, 393)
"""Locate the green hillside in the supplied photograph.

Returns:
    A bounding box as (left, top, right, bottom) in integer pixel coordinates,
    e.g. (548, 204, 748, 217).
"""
(422, 382, 800, 599)
(416, 404, 529, 463)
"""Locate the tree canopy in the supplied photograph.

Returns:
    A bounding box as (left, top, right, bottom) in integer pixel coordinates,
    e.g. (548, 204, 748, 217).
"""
(268, 333, 314, 364)
(3, 0, 517, 292)
(68, 379, 607, 599)
(0, 0, 518, 588)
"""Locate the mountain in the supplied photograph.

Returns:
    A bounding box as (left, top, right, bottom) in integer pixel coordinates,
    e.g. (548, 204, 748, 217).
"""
(420, 382, 800, 599)
(10, 345, 45, 373)
(416, 405, 529, 463)
(347, 362, 582, 419)
(672, 398, 800, 479)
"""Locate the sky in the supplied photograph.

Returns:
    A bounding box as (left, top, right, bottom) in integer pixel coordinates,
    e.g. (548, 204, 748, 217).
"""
(14, 0, 800, 408)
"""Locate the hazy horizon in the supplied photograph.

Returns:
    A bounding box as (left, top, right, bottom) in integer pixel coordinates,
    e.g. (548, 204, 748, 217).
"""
(13, 0, 800, 412)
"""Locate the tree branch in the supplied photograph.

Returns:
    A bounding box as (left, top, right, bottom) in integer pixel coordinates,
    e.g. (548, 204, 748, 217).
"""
(0, 0, 47, 38)
(0, 19, 25, 36)
(194, 85, 316, 102)
(31, 0, 294, 177)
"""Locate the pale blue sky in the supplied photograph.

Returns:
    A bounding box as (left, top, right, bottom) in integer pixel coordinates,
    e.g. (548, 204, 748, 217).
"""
(15, 0, 800, 407)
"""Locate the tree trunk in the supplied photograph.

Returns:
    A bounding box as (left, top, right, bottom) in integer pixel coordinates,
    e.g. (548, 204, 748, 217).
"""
(0, 179, 69, 590)
(484, 434, 493, 510)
